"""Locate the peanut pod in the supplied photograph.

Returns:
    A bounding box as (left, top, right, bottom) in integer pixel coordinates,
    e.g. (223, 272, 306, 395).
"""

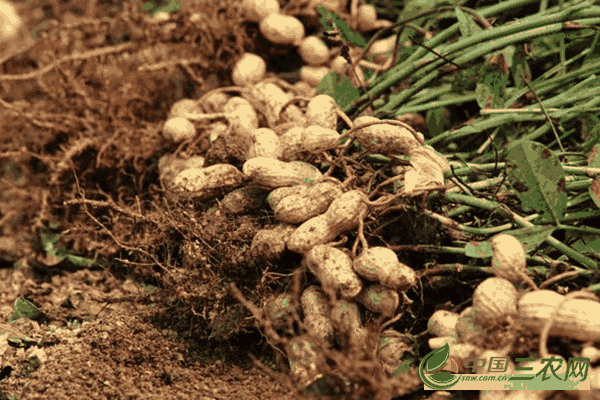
(242, 157, 323, 189)
(273, 181, 343, 224)
(303, 245, 362, 299)
(356, 284, 399, 317)
(377, 329, 412, 377)
(287, 190, 368, 254)
(247, 128, 283, 160)
(353, 116, 420, 156)
(331, 299, 369, 352)
(220, 185, 268, 215)
(352, 247, 417, 289)
(472, 277, 518, 327)
(170, 164, 245, 201)
(249, 224, 296, 261)
(301, 285, 334, 346)
(285, 336, 324, 389)
(519, 290, 600, 342)
(264, 293, 297, 329)
(305, 95, 337, 131)
(281, 125, 341, 161)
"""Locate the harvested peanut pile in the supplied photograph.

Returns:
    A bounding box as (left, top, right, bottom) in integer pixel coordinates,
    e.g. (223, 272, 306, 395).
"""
(2, 1, 599, 400)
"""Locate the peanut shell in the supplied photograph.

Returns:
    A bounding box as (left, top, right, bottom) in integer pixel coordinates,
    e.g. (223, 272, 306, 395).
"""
(303, 245, 362, 299)
(352, 247, 417, 289)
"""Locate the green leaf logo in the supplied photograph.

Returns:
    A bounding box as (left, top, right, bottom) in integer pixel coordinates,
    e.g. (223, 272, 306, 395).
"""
(418, 343, 461, 390)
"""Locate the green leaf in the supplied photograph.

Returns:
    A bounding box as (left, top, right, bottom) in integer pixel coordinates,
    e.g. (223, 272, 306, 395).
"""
(464, 241, 493, 258)
(9, 297, 42, 323)
(506, 140, 568, 224)
(316, 5, 365, 48)
(510, 47, 532, 88)
(316, 71, 360, 110)
(475, 65, 508, 110)
(426, 107, 451, 137)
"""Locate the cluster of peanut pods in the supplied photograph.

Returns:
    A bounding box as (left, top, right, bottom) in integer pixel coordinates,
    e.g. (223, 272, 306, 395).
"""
(157, 75, 450, 389)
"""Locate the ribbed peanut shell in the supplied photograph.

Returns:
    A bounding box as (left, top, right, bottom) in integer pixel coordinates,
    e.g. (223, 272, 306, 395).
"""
(301, 285, 334, 345)
(223, 97, 258, 136)
(303, 245, 362, 298)
(274, 181, 342, 224)
(518, 290, 600, 342)
(285, 335, 324, 388)
(353, 116, 420, 156)
(249, 224, 296, 261)
(170, 164, 245, 201)
(264, 293, 297, 329)
(250, 82, 288, 122)
(267, 185, 308, 210)
(247, 128, 282, 160)
(287, 190, 367, 254)
(242, 157, 323, 189)
(377, 329, 411, 376)
(305, 95, 337, 131)
(352, 247, 417, 289)
(489, 234, 529, 283)
(427, 310, 459, 338)
(356, 284, 399, 317)
(220, 185, 268, 215)
(281, 125, 340, 161)
(331, 299, 369, 352)
(472, 277, 518, 326)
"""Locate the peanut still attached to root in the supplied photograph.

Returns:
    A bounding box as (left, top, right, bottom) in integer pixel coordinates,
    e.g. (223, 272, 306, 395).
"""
(271, 181, 343, 225)
(243, 157, 323, 189)
(303, 245, 363, 299)
(287, 190, 368, 254)
(518, 290, 600, 342)
(301, 285, 334, 346)
(352, 247, 417, 290)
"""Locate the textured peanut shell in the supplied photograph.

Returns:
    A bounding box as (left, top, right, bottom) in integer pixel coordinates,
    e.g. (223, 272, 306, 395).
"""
(281, 125, 340, 161)
(304, 245, 362, 298)
(285, 335, 323, 388)
(331, 300, 363, 337)
(287, 190, 367, 254)
(247, 128, 283, 160)
(472, 277, 518, 326)
(353, 247, 417, 289)
(250, 82, 288, 122)
(249, 224, 296, 261)
(301, 285, 334, 345)
(305, 95, 337, 131)
(274, 181, 342, 224)
(264, 293, 297, 329)
(170, 164, 245, 201)
(220, 185, 268, 215)
(267, 185, 308, 211)
(242, 157, 323, 189)
(356, 284, 399, 317)
(519, 290, 600, 342)
(354, 116, 420, 156)
(490, 234, 529, 283)
(427, 310, 459, 338)
(223, 97, 258, 136)
(377, 329, 412, 376)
